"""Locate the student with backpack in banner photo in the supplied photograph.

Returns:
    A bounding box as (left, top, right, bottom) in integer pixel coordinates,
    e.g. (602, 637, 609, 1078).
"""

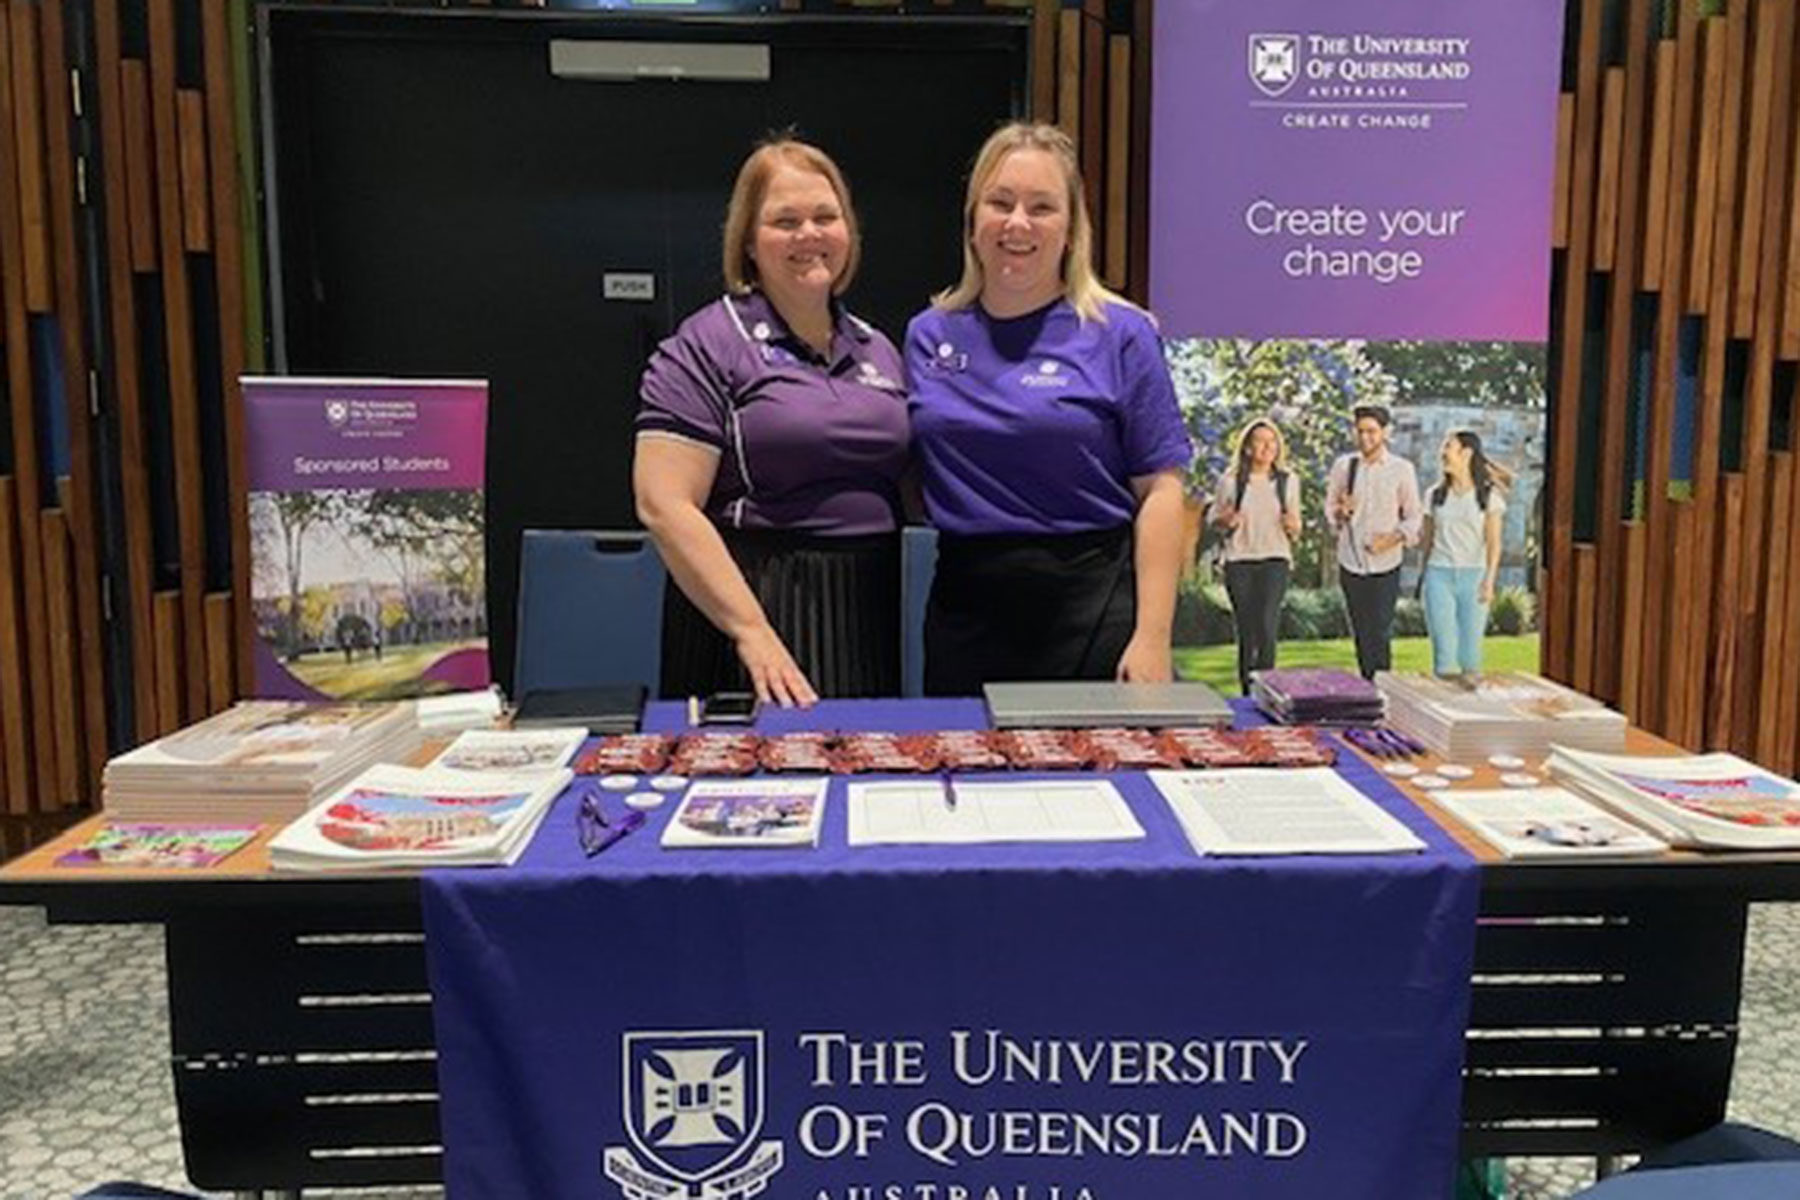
(1207, 417, 1303, 693)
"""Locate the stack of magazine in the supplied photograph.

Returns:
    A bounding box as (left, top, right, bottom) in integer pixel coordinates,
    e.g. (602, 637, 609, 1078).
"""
(1250, 668, 1385, 726)
(268, 763, 573, 871)
(1547, 746, 1800, 850)
(1377, 672, 1627, 760)
(102, 701, 419, 824)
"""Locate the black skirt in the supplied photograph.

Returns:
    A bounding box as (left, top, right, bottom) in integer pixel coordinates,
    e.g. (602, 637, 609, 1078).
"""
(924, 526, 1136, 697)
(660, 530, 901, 700)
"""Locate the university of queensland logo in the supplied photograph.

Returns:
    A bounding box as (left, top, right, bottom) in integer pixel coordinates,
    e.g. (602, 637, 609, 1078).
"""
(604, 1030, 784, 1200)
(1248, 33, 1301, 97)
(324, 399, 350, 427)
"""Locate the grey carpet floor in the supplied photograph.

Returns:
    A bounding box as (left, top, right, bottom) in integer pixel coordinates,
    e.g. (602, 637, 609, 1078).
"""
(3, 903, 1797, 1200)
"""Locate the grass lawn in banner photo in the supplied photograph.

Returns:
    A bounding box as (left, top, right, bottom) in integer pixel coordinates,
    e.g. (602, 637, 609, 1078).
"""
(284, 639, 487, 700)
(1174, 634, 1542, 696)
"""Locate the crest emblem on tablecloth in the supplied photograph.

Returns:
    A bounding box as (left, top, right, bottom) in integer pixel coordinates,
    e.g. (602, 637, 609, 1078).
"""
(1249, 34, 1301, 97)
(604, 1030, 784, 1199)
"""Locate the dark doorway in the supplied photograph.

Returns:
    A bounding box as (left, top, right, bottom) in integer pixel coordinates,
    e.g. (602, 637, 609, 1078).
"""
(263, 8, 1028, 690)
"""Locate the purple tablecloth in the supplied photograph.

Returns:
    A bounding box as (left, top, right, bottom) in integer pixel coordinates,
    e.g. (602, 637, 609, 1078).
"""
(423, 699, 1479, 1200)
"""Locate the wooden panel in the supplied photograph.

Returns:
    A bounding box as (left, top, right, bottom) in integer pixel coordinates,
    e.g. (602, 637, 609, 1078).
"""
(204, 591, 234, 714)
(1545, 0, 1605, 681)
(1706, 475, 1744, 750)
(94, 0, 159, 739)
(120, 58, 157, 272)
(1618, 520, 1648, 722)
(1786, 5, 1800, 361)
(1571, 544, 1598, 694)
(147, 0, 210, 722)
(1641, 40, 1676, 290)
(1552, 93, 1574, 248)
(40, 509, 81, 808)
(1057, 8, 1080, 142)
(1663, 501, 1696, 742)
(1103, 33, 1129, 289)
(1777, 439, 1800, 772)
(1685, 18, 1725, 313)
(1030, 0, 1057, 123)
(201, 0, 254, 697)
(0, 1, 57, 800)
(1593, 0, 1656, 706)
(1594, 68, 1625, 271)
(176, 88, 210, 252)
(153, 591, 182, 737)
(6, 0, 50, 311)
(1080, 7, 1102, 223)
(1756, 451, 1793, 767)
(0, 479, 31, 813)
(1731, 0, 1781, 337)
(40, 0, 112, 795)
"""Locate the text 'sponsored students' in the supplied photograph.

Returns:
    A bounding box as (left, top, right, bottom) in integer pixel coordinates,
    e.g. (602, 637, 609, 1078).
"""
(634, 139, 908, 706)
(906, 123, 1194, 696)
(1209, 418, 1303, 693)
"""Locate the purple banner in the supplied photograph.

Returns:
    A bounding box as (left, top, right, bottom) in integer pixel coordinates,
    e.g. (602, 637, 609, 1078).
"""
(1150, 0, 1564, 341)
(243, 377, 488, 491)
(244, 377, 490, 700)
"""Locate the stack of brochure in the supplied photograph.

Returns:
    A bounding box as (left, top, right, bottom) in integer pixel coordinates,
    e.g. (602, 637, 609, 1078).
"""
(102, 701, 420, 824)
(268, 763, 573, 871)
(426, 727, 586, 775)
(1251, 668, 1386, 726)
(662, 778, 829, 849)
(1435, 787, 1667, 859)
(1378, 671, 1627, 760)
(1547, 746, 1800, 850)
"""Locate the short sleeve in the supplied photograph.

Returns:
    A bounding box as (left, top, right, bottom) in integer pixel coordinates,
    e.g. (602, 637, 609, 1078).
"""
(637, 310, 736, 448)
(1487, 488, 1508, 516)
(1115, 310, 1194, 477)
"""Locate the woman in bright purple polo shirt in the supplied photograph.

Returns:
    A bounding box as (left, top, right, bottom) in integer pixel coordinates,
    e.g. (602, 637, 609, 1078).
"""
(634, 140, 908, 705)
(907, 123, 1193, 695)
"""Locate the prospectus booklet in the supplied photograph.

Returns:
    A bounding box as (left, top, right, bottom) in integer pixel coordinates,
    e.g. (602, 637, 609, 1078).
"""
(661, 778, 829, 849)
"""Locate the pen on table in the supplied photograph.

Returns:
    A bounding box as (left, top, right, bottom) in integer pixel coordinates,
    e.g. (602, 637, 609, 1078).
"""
(942, 770, 958, 812)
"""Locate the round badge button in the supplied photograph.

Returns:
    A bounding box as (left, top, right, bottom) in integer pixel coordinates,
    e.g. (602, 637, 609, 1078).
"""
(598, 774, 639, 791)
(626, 792, 666, 811)
(1412, 774, 1450, 790)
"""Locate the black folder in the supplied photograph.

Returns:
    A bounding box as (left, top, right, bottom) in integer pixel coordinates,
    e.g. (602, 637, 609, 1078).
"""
(511, 685, 646, 735)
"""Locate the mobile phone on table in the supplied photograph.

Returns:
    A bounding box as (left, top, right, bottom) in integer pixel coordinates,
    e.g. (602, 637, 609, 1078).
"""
(700, 691, 760, 725)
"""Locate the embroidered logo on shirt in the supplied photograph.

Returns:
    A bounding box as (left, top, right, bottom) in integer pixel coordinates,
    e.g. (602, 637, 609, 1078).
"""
(1020, 359, 1072, 389)
(751, 321, 772, 341)
(856, 359, 900, 390)
(926, 340, 968, 373)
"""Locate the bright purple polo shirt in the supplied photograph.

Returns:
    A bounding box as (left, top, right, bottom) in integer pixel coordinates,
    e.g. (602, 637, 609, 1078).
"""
(637, 292, 909, 536)
(905, 299, 1194, 535)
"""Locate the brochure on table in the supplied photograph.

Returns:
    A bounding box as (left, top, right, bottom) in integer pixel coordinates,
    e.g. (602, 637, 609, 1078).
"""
(661, 778, 829, 849)
(1548, 746, 1800, 850)
(846, 778, 1144, 846)
(1151, 767, 1426, 856)
(1435, 787, 1667, 859)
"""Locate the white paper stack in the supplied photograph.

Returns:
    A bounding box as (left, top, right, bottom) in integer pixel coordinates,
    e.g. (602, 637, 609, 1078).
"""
(1377, 671, 1626, 760)
(1435, 787, 1667, 859)
(1148, 767, 1424, 857)
(1547, 745, 1800, 850)
(102, 701, 420, 824)
(426, 727, 586, 775)
(268, 763, 573, 871)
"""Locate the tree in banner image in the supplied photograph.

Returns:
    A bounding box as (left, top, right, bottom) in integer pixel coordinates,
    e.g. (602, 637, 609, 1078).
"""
(249, 491, 342, 658)
(1167, 338, 1398, 587)
(1360, 341, 1548, 409)
(356, 490, 485, 645)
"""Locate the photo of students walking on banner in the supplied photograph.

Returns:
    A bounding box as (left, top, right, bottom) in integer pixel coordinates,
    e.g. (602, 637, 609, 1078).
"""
(1166, 338, 1546, 693)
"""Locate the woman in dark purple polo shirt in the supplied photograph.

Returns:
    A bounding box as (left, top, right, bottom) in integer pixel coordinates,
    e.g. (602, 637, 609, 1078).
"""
(907, 123, 1193, 696)
(634, 140, 909, 705)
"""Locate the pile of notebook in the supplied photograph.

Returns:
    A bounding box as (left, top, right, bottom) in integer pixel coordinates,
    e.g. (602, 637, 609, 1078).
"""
(1378, 671, 1627, 760)
(1547, 745, 1800, 851)
(102, 700, 420, 824)
(1250, 668, 1385, 726)
(268, 761, 574, 872)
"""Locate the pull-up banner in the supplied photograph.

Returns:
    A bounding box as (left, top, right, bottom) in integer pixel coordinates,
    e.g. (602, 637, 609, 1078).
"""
(1151, 0, 1564, 341)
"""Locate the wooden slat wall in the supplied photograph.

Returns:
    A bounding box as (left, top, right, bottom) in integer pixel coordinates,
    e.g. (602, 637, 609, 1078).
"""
(1544, 0, 1800, 760)
(0, 0, 248, 851)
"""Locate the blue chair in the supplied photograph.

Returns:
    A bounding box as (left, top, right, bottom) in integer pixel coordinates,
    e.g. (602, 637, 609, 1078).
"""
(901, 526, 937, 698)
(513, 530, 666, 697)
(1570, 1123, 1800, 1198)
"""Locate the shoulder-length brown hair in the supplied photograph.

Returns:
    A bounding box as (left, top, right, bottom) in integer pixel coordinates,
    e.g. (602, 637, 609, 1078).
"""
(721, 138, 861, 297)
(932, 121, 1134, 323)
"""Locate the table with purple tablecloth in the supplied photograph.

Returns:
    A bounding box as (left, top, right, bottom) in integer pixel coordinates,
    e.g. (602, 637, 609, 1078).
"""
(422, 699, 1479, 1200)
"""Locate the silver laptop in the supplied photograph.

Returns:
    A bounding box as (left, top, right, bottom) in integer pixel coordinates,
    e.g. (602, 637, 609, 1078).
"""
(983, 681, 1234, 728)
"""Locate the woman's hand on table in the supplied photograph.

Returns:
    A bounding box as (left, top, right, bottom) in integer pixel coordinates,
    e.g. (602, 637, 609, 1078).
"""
(735, 625, 819, 708)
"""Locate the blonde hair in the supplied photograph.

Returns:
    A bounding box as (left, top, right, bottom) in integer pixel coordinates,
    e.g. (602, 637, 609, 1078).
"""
(721, 138, 861, 296)
(932, 122, 1132, 323)
(1231, 417, 1292, 478)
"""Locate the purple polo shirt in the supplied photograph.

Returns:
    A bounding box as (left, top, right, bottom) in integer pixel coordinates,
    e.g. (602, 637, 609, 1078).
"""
(636, 292, 909, 535)
(905, 299, 1194, 535)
